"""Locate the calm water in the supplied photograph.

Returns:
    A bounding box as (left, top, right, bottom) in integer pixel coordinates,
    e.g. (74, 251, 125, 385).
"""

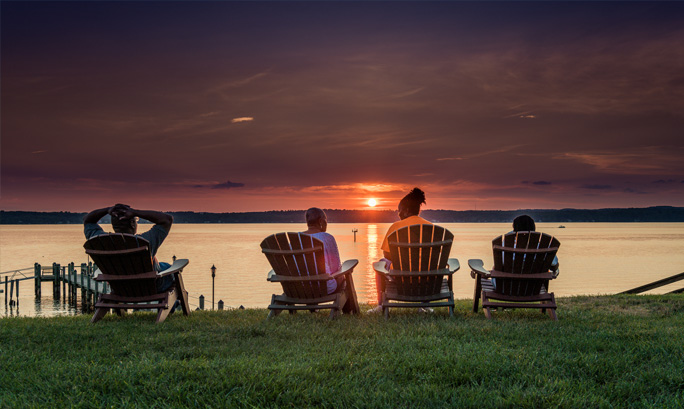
(2, 223, 683, 317)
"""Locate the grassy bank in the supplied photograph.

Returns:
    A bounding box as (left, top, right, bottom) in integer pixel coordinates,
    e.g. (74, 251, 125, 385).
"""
(1, 296, 683, 408)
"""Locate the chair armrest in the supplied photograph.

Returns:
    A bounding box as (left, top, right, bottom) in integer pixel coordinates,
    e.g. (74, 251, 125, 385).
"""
(550, 258, 560, 278)
(329, 259, 359, 280)
(372, 261, 390, 276)
(158, 259, 189, 277)
(448, 258, 460, 273)
(468, 259, 490, 279)
(266, 269, 276, 282)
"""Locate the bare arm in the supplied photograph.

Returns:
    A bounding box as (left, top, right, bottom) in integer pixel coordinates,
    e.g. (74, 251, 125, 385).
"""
(124, 208, 173, 232)
(83, 207, 112, 224)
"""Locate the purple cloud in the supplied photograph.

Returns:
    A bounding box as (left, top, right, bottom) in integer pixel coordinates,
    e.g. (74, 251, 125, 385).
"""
(581, 184, 612, 190)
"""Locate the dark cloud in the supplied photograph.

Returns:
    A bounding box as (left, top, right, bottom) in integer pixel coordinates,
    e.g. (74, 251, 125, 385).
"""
(193, 180, 245, 189)
(581, 184, 612, 190)
(653, 179, 676, 184)
(532, 181, 552, 186)
(623, 188, 649, 195)
(211, 180, 245, 190)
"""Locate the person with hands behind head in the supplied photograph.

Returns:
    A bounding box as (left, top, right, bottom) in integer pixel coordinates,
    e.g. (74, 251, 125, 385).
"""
(83, 204, 175, 292)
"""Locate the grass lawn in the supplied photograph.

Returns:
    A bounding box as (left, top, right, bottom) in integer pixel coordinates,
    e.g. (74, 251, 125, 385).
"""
(1, 295, 683, 408)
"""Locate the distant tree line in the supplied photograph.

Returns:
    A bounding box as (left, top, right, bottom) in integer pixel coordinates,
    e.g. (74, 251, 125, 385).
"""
(2, 206, 684, 224)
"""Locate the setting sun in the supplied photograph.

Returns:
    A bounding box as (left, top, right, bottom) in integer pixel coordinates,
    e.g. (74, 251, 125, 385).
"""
(368, 198, 377, 207)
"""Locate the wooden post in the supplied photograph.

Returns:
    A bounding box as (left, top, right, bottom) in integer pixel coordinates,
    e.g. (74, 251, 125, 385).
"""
(62, 266, 66, 301)
(80, 264, 86, 310)
(9, 280, 14, 306)
(53, 263, 61, 300)
(86, 273, 92, 311)
(4, 276, 8, 306)
(199, 295, 205, 310)
(79, 263, 87, 307)
(218, 300, 224, 310)
(34, 263, 42, 298)
(67, 263, 74, 305)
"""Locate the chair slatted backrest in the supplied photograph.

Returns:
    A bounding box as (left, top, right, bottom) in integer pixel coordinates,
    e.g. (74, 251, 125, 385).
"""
(491, 231, 560, 296)
(387, 224, 454, 297)
(260, 233, 328, 300)
(84, 233, 158, 297)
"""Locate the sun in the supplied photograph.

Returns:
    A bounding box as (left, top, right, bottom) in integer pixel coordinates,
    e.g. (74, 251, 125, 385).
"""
(368, 198, 377, 207)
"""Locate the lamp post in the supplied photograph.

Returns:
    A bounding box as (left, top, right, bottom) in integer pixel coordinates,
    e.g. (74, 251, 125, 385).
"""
(211, 264, 216, 310)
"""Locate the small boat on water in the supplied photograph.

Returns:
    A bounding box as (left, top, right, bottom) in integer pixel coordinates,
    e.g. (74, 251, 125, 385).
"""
(558, 225, 566, 228)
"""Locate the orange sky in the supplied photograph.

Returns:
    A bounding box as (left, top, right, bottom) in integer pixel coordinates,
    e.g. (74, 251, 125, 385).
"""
(2, 2, 684, 212)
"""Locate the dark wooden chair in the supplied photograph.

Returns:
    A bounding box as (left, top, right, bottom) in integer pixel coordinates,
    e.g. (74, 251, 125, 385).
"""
(261, 232, 359, 319)
(372, 224, 460, 319)
(84, 233, 190, 323)
(469, 231, 560, 320)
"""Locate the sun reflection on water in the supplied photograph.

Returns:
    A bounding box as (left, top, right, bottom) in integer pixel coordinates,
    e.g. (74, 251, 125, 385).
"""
(365, 224, 382, 304)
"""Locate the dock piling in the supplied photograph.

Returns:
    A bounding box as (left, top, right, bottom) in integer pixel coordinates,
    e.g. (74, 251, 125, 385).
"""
(34, 263, 41, 298)
(52, 263, 61, 300)
(218, 300, 224, 310)
(199, 295, 205, 310)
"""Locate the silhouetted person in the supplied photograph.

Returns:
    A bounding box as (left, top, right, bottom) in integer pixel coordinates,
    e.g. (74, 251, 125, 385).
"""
(370, 188, 432, 313)
(302, 207, 343, 294)
(512, 214, 536, 232)
(83, 204, 175, 292)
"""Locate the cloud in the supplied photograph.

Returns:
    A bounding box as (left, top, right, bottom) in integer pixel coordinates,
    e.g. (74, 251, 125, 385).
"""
(212, 180, 245, 189)
(532, 181, 551, 185)
(581, 184, 612, 190)
(437, 157, 463, 161)
(653, 179, 676, 184)
(231, 117, 254, 123)
(31, 150, 47, 154)
(194, 180, 245, 189)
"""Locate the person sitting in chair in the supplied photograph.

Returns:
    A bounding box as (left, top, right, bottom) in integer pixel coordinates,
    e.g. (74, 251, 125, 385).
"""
(302, 207, 343, 294)
(509, 214, 559, 274)
(369, 187, 432, 313)
(83, 204, 174, 292)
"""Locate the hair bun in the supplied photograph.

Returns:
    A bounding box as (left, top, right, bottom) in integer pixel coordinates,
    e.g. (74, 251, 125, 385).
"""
(408, 187, 426, 205)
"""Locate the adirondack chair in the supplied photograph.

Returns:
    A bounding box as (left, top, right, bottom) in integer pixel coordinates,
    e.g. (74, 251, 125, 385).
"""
(469, 231, 560, 320)
(84, 233, 190, 323)
(261, 232, 360, 319)
(372, 224, 460, 318)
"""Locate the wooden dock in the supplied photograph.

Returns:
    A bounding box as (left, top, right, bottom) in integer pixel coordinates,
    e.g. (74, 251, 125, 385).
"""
(31, 262, 108, 311)
(4, 262, 215, 313)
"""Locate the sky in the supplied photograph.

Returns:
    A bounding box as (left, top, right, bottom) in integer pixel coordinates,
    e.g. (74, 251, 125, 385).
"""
(2, 1, 684, 212)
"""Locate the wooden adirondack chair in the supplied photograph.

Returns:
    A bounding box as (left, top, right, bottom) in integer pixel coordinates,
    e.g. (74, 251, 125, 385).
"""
(469, 231, 560, 320)
(372, 224, 460, 318)
(84, 233, 190, 323)
(261, 232, 360, 319)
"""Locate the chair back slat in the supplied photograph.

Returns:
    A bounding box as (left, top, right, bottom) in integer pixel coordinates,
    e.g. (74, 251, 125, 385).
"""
(387, 224, 453, 297)
(260, 233, 328, 300)
(84, 233, 157, 297)
(490, 231, 560, 296)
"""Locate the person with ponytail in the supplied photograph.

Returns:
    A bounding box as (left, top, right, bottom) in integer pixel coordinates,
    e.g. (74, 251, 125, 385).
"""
(369, 188, 432, 312)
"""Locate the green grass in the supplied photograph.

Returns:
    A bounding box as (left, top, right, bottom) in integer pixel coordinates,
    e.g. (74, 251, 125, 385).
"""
(1, 296, 684, 408)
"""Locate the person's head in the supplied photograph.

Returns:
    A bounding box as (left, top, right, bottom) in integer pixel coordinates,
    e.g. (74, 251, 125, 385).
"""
(398, 187, 426, 220)
(305, 207, 327, 232)
(513, 215, 536, 232)
(110, 204, 137, 234)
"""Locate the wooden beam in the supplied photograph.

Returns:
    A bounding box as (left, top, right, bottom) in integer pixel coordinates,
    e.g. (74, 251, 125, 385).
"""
(620, 272, 684, 294)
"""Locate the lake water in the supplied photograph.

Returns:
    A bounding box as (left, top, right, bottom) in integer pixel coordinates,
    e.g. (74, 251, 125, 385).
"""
(1, 223, 683, 317)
